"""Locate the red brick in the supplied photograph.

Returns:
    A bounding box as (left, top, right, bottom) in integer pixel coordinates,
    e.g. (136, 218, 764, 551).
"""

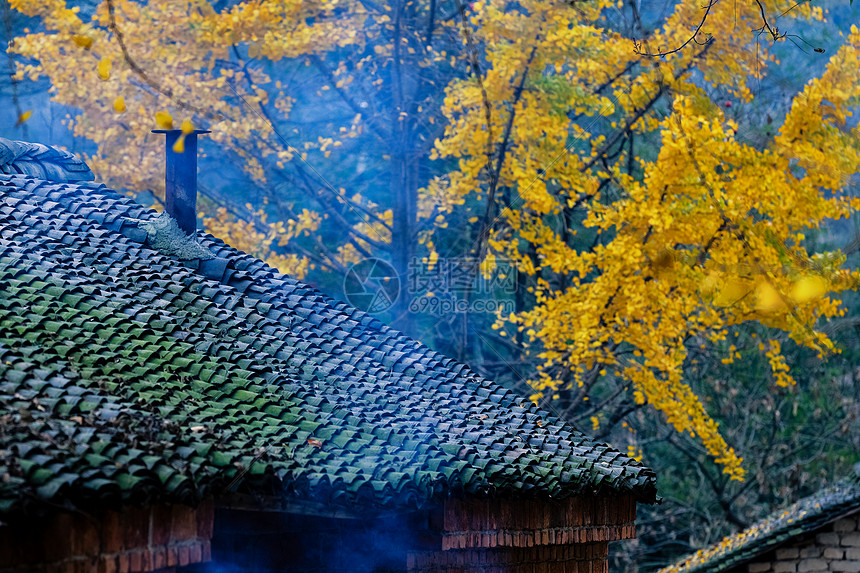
(178, 545, 190, 567)
(99, 554, 117, 573)
(71, 516, 100, 556)
(166, 546, 177, 567)
(117, 552, 130, 573)
(129, 549, 142, 571)
(122, 507, 150, 551)
(153, 547, 167, 570)
(196, 500, 214, 540)
(150, 505, 173, 547)
(170, 506, 196, 542)
(101, 511, 124, 553)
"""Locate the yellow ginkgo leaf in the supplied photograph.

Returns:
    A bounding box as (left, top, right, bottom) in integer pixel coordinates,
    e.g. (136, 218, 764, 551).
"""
(15, 110, 32, 127)
(713, 278, 751, 307)
(113, 96, 126, 113)
(651, 248, 676, 273)
(72, 35, 93, 49)
(97, 58, 111, 81)
(172, 133, 186, 153)
(480, 253, 496, 278)
(698, 272, 719, 295)
(792, 275, 829, 303)
(155, 110, 173, 130)
(427, 250, 439, 271)
(180, 119, 195, 134)
(755, 281, 786, 312)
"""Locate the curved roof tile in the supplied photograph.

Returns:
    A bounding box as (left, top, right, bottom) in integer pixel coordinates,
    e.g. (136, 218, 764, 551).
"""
(660, 470, 860, 573)
(0, 142, 657, 516)
(0, 137, 94, 182)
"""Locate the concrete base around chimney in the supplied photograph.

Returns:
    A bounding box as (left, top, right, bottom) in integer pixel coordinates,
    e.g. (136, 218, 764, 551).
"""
(134, 213, 213, 260)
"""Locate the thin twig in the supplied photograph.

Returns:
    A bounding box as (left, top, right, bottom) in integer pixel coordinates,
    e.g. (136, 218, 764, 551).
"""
(474, 45, 539, 262)
(452, 0, 495, 185)
(634, 0, 716, 57)
(105, 0, 221, 118)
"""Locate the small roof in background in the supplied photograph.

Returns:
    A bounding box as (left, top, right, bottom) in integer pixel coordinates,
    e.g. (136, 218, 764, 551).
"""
(660, 465, 860, 573)
(0, 138, 657, 517)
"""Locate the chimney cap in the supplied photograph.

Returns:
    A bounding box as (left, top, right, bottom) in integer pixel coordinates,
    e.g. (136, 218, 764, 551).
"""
(152, 129, 211, 135)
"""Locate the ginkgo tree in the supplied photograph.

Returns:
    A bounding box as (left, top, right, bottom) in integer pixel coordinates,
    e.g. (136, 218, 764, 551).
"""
(9, 0, 462, 330)
(428, 0, 860, 480)
(9, 0, 860, 481)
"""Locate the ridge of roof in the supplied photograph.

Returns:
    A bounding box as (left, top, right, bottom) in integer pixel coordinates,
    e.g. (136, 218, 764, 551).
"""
(0, 153, 658, 516)
(659, 467, 860, 573)
(0, 137, 94, 182)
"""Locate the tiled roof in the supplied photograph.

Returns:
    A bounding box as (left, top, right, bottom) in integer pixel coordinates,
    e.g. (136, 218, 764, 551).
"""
(0, 139, 94, 181)
(660, 469, 860, 573)
(0, 141, 657, 516)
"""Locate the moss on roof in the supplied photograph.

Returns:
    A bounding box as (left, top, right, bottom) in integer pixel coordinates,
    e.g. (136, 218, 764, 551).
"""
(0, 153, 657, 516)
(659, 469, 860, 573)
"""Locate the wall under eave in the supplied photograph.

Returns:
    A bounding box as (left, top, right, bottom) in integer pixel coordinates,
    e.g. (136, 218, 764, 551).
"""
(0, 501, 213, 573)
(177, 494, 637, 573)
(408, 495, 637, 573)
(408, 543, 610, 573)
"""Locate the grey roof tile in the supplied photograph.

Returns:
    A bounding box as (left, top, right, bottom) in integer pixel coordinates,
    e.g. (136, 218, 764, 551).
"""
(660, 471, 860, 573)
(0, 146, 657, 516)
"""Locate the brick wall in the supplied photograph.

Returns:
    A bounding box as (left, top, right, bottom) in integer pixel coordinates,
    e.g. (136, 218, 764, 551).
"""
(407, 541, 610, 573)
(441, 496, 637, 550)
(407, 495, 634, 573)
(746, 514, 860, 573)
(0, 501, 213, 573)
